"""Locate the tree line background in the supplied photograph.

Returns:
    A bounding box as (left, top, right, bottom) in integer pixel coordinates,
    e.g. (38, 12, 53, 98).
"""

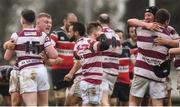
(0, 0, 180, 64)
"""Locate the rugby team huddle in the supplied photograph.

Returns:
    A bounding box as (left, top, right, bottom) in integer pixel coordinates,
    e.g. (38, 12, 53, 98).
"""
(1, 6, 180, 106)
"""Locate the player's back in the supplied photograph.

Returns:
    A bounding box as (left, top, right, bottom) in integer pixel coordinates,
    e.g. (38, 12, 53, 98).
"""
(101, 27, 121, 75)
(74, 37, 103, 84)
(135, 27, 173, 81)
(12, 29, 51, 70)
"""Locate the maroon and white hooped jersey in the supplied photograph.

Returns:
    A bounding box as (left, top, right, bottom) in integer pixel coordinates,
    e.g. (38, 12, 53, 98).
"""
(135, 27, 176, 81)
(74, 37, 103, 85)
(11, 29, 51, 70)
(101, 27, 122, 76)
(166, 26, 180, 70)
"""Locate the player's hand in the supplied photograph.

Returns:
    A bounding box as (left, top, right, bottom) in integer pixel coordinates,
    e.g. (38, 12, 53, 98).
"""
(39, 51, 50, 65)
(39, 51, 48, 61)
(168, 48, 176, 59)
(54, 58, 64, 64)
(154, 37, 170, 46)
(3, 40, 15, 50)
(64, 73, 73, 81)
(145, 22, 162, 31)
(169, 48, 178, 55)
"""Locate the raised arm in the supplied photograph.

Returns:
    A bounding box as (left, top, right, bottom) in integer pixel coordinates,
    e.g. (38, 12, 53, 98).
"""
(127, 18, 161, 31)
(127, 18, 147, 27)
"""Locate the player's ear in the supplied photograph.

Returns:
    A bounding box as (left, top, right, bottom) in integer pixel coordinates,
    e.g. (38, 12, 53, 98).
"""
(74, 31, 79, 36)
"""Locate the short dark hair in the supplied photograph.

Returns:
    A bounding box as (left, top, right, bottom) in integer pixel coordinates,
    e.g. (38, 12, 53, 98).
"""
(98, 13, 110, 24)
(71, 22, 85, 36)
(21, 9, 35, 23)
(87, 22, 102, 35)
(155, 9, 171, 24)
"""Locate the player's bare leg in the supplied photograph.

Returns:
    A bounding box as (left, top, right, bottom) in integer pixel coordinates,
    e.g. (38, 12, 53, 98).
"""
(11, 92, 22, 106)
(22, 92, 37, 106)
(101, 90, 110, 106)
(37, 90, 48, 106)
(151, 98, 163, 106)
(129, 95, 142, 106)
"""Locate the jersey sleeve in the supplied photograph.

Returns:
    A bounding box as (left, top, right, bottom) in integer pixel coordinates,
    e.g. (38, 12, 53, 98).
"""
(10, 33, 18, 43)
(167, 26, 179, 39)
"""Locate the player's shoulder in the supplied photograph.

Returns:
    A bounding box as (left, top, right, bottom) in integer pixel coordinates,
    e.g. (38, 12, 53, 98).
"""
(167, 26, 175, 30)
(167, 25, 177, 35)
(10, 31, 20, 39)
(52, 26, 65, 34)
(51, 27, 68, 39)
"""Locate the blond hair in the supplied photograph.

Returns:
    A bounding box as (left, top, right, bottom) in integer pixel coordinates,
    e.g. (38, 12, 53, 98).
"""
(37, 12, 51, 19)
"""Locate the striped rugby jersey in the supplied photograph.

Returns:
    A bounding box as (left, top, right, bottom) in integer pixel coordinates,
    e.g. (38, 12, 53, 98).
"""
(11, 29, 51, 70)
(135, 26, 176, 81)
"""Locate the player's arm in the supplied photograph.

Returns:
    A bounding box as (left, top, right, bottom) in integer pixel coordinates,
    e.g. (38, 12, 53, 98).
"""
(4, 49, 14, 61)
(46, 58, 63, 65)
(127, 18, 161, 31)
(43, 34, 58, 59)
(39, 51, 63, 66)
(64, 49, 81, 81)
(3, 40, 15, 60)
(169, 47, 180, 55)
(45, 45, 58, 59)
(127, 18, 146, 27)
(4, 33, 17, 61)
(154, 37, 179, 48)
(64, 60, 81, 81)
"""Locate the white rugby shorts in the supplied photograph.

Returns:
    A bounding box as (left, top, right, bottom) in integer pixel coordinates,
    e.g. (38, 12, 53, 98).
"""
(80, 80, 106, 105)
(19, 65, 50, 94)
(130, 75, 167, 99)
